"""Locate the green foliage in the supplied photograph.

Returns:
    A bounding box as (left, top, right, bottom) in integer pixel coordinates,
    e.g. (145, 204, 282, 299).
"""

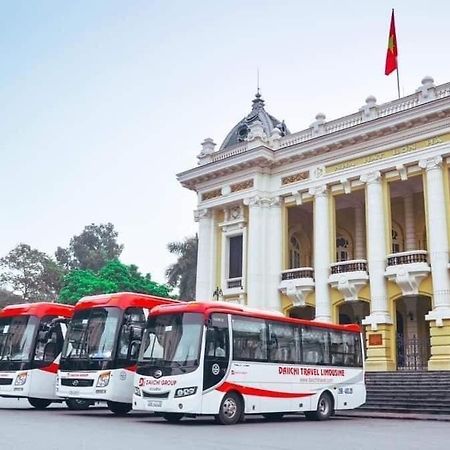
(166, 235, 198, 300)
(58, 260, 172, 305)
(0, 243, 63, 302)
(56, 223, 124, 272)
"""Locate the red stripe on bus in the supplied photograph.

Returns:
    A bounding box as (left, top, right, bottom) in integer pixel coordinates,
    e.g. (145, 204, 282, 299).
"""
(39, 362, 59, 374)
(126, 365, 137, 372)
(216, 382, 314, 399)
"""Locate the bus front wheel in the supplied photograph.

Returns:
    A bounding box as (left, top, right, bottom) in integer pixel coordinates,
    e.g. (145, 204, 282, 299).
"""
(107, 401, 132, 415)
(215, 392, 244, 425)
(28, 398, 52, 410)
(304, 392, 333, 421)
(162, 413, 184, 423)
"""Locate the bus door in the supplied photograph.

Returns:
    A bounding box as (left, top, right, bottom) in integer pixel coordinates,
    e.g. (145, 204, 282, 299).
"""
(32, 316, 65, 398)
(116, 308, 147, 369)
(203, 313, 230, 391)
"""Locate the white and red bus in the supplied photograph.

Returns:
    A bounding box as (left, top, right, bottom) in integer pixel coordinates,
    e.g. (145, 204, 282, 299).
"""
(0, 302, 76, 409)
(133, 301, 365, 424)
(57, 292, 177, 415)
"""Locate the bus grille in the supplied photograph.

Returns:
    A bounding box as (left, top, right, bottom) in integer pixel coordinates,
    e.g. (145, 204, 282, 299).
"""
(0, 378, 13, 385)
(61, 378, 94, 387)
(142, 391, 170, 399)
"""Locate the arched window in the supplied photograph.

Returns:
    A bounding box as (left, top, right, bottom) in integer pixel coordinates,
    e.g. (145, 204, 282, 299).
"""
(289, 235, 301, 269)
(392, 222, 404, 253)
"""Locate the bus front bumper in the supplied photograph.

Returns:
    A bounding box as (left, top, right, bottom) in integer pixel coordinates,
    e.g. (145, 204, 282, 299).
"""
(56, 370, 133, 404)
(0, 371, 31, 398)
(133, 391, 201, 414)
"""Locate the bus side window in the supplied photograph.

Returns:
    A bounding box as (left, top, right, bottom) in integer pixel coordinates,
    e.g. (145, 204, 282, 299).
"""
(232, 316, 267, 362)
(268, 321, 297, 363)
(34, 316, 64, 364)
(118, 308, 146, 360)
(302, 327, 330, 365)
(354, 333, 363, 367)
(206, 314, 229, 359)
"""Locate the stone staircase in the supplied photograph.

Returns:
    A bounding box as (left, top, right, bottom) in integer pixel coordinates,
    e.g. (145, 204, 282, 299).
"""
(361, 371, 450, 415)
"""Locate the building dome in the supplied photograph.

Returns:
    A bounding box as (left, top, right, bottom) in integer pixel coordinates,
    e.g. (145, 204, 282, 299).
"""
(219, 92, 290, 150)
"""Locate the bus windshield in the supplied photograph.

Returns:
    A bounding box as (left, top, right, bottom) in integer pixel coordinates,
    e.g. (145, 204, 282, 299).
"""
(0, 316, 38, 363)
(140, 313, 203, 368)
(62, 307, 121, 360)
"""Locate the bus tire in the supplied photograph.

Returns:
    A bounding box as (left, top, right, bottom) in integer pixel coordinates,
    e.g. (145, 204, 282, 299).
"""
(262, 412, 284, 421)
(28, 398, 52, 410)
(162, 413, 184, 423)
(65, 398, 91, 410)
(305, 392, 333, 421)
(107, 401, 132, 415)
(215, 392, 244, 425)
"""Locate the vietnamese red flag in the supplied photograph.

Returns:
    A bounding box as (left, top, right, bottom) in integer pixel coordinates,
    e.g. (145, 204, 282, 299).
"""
(385, 9, 398, 75)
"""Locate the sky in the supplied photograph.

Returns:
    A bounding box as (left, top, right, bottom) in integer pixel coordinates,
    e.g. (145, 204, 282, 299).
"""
(1, 0, 450, 285)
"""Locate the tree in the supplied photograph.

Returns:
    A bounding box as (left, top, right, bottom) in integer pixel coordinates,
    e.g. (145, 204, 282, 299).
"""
(0, 288, 23, 309)
(0, 244, 64, 302)
(56, 223, 124, 272)
(166, 235, 198, 300)
(58, 260, 172, 305)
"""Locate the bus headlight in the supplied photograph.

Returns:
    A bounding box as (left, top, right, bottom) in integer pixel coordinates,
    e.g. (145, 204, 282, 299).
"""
(97, 372, 111, 387)
(134, 387, 141, 397)
(15, 372, 28, 386)
(174, 387, 197, 398)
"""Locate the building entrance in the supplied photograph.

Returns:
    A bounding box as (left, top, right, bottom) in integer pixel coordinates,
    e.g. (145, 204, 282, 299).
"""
(288, 305, 314, 320)
(395, 296, 431, 371)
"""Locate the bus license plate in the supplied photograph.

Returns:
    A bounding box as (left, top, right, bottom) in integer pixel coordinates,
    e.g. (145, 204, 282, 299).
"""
(147, 400, 162, 408)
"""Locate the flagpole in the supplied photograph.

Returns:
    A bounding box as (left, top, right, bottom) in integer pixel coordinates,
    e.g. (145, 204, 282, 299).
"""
(396, 67, 401, 99)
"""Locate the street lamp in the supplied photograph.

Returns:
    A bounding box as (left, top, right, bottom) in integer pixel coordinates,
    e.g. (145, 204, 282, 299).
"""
(212, 286, 223, 301)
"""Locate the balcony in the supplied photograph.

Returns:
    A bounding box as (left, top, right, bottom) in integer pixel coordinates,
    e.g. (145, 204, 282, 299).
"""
(385, 250, 430, 296)
(279, 268, 314, 307)
(328, 259, 369, 302)
(222, 277, 244, 299)
(226, 277, 243, 289)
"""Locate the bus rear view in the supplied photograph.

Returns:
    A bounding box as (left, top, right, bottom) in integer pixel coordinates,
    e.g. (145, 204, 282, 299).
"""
(0, 302, 73, 409)
(133, 301, 365, 424)
(57, 292, 176, 415)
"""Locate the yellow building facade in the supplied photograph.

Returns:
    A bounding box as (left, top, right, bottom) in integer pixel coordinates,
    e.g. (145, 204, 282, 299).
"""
(179, 77, 450, 371)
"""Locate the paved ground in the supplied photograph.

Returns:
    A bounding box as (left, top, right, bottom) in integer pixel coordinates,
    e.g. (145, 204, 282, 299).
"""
(0, 398, 448, 450)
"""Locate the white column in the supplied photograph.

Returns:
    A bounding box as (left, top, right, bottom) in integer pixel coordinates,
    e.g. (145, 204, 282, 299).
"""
(360, 172, 391, 328)
(420, 157, 450, 321)
(354, 204, 365, 259)
(266, 197, 283, 311)
(194, 208, 216, 301)
(309, 185, 332, 322)
(404, 193, 416, 251)
(245, 196, 265, 309)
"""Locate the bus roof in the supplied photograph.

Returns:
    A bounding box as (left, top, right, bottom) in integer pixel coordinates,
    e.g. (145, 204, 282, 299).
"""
(149, 301, 361, 333)
(74, 292, 178, 312)
(0, 302, 74, 319)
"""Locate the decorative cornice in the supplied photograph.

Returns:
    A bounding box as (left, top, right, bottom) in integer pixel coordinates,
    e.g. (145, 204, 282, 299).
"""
(201, 188, 222, 201)
(308, 185, 328, 198)
(281, 171, 309, 186)
(360, 171, 382, 185)
(178, 81, 450, 192)
(230, 179, 254, 192)
(244, 195, 281, 208)
(193, 208, 211, 222)
(419, 155, 443, 171)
